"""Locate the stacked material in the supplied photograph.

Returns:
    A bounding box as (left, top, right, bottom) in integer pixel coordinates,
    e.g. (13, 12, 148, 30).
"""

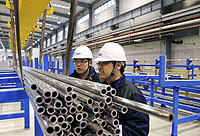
(20, 67, 173, 136)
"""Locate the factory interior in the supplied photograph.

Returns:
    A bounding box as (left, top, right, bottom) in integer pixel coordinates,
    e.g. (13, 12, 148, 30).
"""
(0, 0, 200, 136)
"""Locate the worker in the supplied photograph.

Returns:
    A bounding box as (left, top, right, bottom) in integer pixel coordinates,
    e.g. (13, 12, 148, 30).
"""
(95, 42, 149, 136)
(70, 46, 101, 82)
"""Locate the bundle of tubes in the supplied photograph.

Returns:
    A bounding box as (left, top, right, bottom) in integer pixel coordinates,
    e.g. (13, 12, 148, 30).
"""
(19, 67, 174, 136)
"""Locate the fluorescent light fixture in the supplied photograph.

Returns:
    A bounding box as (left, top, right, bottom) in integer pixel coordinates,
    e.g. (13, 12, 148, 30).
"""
(57, 21, 61, 24)
(0, 40, 5, 49)
(52, 3, 69, 9)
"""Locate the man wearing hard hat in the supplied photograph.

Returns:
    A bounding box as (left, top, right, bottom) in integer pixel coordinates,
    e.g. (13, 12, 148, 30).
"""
(95, 42, 149, 136)
(70, 46, 101, 82)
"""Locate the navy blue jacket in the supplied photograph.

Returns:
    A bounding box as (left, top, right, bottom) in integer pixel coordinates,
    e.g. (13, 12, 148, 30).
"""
(104, 74, 149, 136)
(69, 66, 101, 82)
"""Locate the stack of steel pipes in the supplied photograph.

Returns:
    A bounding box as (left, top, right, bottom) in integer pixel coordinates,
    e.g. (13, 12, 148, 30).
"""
(18, 67, 174, 136)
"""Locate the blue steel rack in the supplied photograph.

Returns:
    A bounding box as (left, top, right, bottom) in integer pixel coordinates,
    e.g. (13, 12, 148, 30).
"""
(126, 56, 200, 136)
(0, 70, 30, 129)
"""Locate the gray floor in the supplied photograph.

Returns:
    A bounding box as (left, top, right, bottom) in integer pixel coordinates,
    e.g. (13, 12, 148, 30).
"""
(0, 102, 199, 136)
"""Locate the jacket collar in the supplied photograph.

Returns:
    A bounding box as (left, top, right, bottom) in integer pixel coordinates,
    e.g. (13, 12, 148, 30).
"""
(71, 66, 96, 80)
(103, 74, 125, 89)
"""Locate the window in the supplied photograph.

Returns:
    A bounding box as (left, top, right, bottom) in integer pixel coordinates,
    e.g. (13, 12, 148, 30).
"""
(65, 26, 68, 38)
(57, 30, 63, 42)
(52, 34, 56, 45)
(94, 0, 114, 15)
(43, 41, 46, 48)
(47, 38, 50, 47)
(77, 14, 89, 25)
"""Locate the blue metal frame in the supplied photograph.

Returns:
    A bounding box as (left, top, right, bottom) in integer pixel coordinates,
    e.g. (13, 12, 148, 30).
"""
(126, 56, 200, 136)
(128, 57, 200, 79)
(0, 71, 30, 129)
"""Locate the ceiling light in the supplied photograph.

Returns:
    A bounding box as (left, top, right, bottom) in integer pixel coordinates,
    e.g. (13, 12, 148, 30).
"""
(37, 39, 40, 41)
(68, 12, 70, 15)
(45, 33, 47, 35)
(57, 21, 61, 24)
(50, 27, 53, 30)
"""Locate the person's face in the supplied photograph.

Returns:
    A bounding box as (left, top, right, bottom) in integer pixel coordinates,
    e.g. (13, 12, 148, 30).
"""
(73, 58, 91, 74)
(97, 61, 113, 80)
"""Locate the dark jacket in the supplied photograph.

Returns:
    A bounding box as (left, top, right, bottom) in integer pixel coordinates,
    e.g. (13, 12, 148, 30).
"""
(69, 66, 101, 82)
(104, 74, 149, 136)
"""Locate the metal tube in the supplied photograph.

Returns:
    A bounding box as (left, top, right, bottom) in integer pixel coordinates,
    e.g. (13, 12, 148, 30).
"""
(82, 111, 88, 119)
(23, 68, 112, 104)
(53, 100, 63, 110)
(87, 121, 104, 136)
(49, 115, 58, 124)
(113, 96, 174, 122)
(36, 114, 55, 135)
(74, 127, 82, 135)
(60, 107, 68, 115)
(66, 115, 74, 123)
(61, 121, 68, 130)
(44, 98, 52, 105)
(75, 113, 83, 122)
(24, 69, 70, 100)
(79, 120, 87, 129)
(24, 84, 44, 106)
(104, 124, 121, 135)
(69, 106, 76, 114)
(57, 115, 65, 124)
(37, 106, 45, 115)
(111, 102, 128, 114)
(54, 124, 61, 134)
(24, 67, 112, 96)
(46, 106, 55, 115)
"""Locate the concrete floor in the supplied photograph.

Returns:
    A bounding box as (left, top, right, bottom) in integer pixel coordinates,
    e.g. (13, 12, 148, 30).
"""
(0, 102, 199, 136)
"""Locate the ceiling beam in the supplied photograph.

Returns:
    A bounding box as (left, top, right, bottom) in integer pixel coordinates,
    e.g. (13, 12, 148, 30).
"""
(59, 0, 91, 8)
(0, 1, 6, 5)
(0, 12, 10, 17)
(53, 11, 70, 18)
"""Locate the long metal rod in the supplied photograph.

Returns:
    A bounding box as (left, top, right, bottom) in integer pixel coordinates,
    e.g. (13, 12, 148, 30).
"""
(10, 4, 17, 69)
(113, 96, 174, 122)
(39, 9, 47, 68)
(25, 67, 112, 96)
(64, 0, 78, 75)
(14, 0, 23, 85)
(24, 67, 174, 122)
(23, 68, 112, 104)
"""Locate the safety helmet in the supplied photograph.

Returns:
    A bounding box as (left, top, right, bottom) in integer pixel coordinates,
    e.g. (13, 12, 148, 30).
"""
(72, 46, 93, 59)
(95, 42, 126, 62)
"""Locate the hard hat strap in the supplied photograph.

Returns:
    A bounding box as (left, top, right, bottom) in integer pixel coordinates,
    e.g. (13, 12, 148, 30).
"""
(105, 62, 118, 82)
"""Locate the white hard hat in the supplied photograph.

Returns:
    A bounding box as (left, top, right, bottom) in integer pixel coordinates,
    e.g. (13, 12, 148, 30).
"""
(72, 46, 93, 59)
(95, 42, 126, 62)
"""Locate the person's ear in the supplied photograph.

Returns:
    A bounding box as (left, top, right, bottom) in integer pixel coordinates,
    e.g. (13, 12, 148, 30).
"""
(117, 62, 122, 70)
(89, 60, 92, 66)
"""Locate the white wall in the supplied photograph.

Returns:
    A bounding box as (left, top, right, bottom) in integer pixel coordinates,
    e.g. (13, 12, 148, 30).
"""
(120, 0, 154, 14)
(93, 0, 115, 26)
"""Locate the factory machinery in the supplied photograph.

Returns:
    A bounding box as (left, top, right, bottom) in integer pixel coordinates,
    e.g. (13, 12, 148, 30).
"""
(16, 65, 174, 136)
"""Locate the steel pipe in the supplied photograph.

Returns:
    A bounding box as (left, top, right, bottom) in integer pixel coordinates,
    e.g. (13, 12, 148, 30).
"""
(113, 96, 174, 122)
(24, 67, 112, 96)
(54, 124, 61, 134)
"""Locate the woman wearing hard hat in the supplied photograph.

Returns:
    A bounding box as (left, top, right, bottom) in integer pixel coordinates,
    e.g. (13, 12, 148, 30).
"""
(95, 42, 149, 136)
(70, 46, 101, 82)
